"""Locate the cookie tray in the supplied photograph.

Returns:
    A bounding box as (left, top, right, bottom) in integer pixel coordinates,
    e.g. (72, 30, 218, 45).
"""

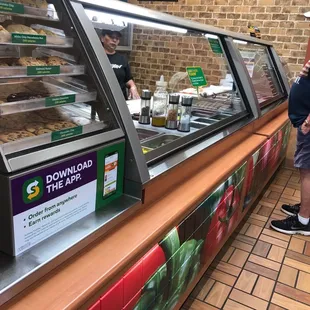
(1, 119, 107, 156)
(0, 63, 85, 78)
(0, 2, 59, 21)
(0, 77, 97, 115)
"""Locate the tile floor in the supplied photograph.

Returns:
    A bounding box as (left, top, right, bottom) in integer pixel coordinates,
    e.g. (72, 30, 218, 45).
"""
(184, 167, 310, 310)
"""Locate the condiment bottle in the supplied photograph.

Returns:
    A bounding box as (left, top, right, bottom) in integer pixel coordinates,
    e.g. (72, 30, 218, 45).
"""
(165, 94, 179, 130)
(152, 75, 168, 127)
(178, 96, 193, 132)
(139, 90, 152, 125)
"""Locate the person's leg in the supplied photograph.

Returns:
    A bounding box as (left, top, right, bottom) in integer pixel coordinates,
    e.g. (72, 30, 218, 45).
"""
(298, 168, 310, 223)
(271, 128, 310, 235)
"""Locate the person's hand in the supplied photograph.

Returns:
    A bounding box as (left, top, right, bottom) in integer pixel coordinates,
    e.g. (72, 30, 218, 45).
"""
(128, 86, 140, 100)
(301, 115, 310, 135)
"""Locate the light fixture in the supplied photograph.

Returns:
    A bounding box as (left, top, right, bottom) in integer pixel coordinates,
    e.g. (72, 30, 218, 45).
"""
(304, 11, 310, 18)
(81, 0, 187, 33)
(233, 39, 248, 45)
(204, 34, 218, 39)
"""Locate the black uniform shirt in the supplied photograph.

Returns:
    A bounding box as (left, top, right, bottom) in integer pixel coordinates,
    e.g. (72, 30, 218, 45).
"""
(107, 53, 133, 100)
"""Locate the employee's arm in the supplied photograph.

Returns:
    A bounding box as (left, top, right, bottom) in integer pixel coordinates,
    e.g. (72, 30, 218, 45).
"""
(125, 62, 140, 100)
(126, 79, 140, 100)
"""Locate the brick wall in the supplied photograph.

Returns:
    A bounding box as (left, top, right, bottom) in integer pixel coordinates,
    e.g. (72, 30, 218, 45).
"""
(128, 0, 310, 87)
(130, 28, 229, 92)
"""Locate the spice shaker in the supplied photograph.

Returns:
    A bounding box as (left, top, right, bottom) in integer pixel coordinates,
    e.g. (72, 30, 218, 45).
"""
(139, 90, 152, 125)
(152, 75, 168, 127)
(165, 94, 180, 130)
(178, 96, 193, 132)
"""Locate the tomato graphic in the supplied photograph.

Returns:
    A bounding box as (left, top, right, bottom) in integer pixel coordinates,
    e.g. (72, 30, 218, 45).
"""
(260, 139, 273, 171)
(203, 185, 241, 260)
(272, 129, 283, 170)
(245, 157, 254, 195)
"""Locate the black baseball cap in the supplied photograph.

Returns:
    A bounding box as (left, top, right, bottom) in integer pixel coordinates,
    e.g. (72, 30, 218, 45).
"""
(101, 29, 122, 38)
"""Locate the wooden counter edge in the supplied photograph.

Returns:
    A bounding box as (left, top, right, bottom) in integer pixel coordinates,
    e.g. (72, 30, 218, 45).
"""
(255, 110, 290, 137)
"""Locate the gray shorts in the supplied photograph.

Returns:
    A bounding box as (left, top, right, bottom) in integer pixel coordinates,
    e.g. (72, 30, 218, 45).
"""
(295, 128, 310, 169)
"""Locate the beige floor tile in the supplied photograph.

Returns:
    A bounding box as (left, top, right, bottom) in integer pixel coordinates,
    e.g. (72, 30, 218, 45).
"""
(278, 265, 298, 287)
(224, 299, 253, 310)
(253, 276, 275, 301)
(230, 289, 268, 310)
(245, 225, 263, 239)
(267, 245, 286, 263)
(289, 237, 305, 254)
(272, 293, 310, 310)
(248, 254, 281, 271)
(235, 270, 258, 294)
(297, 271, 310, 294)
(284, 257, 310, 273)
(205, 282, 231, 308)
(229, 249, 250, 268)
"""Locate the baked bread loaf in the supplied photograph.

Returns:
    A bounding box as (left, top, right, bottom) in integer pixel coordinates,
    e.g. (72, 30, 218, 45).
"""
(0, 26, 10, 43)
(10, 0, 48, 9)
(46, 56, 68, 66)
(36, 29, 56, 36)
(7, 24, 38, 35)
(14, 56, 46, 66)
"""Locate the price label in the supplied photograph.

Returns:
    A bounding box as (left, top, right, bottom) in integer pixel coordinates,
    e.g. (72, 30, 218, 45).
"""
(0, 1, 24, 14)
(186, 66, 207, 88)
(208, 38, 223, 54)
(12, 33, 46, 45)
(45, 94, 76, 107)
(51, 126, 83, 142)
(27, 66, 60, 76)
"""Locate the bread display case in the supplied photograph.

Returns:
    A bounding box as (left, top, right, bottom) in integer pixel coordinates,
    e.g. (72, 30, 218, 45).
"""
(0, 0, 291, 308)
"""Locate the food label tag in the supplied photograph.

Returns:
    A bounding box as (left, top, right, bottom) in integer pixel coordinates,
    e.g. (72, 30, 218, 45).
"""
(12, 33, 46, 45)
(0, 1, 24, 14)
(27, 66, 60, 76)
(186, 66, 207, 87)
(45, 94, 76, 107)
(51, 126, 83, 142)
(208, 38, 223, 54)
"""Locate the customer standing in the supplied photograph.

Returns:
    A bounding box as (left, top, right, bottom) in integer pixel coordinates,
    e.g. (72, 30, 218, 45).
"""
(101, 29, 140, 100)
(271, 60, 310, 235)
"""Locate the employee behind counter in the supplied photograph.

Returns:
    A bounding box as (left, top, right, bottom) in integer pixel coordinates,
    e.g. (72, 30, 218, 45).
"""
(101, 30, 140, 100)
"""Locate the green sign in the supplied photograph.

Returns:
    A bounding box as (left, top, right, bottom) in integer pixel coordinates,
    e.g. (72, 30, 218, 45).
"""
(12, 33, 46, 45)
(45, 94, 76, 107)
(22, 176, 43, 204)
(51, 126, 82, 142)
(208, 38, 223, 54)
(186, 66, 207, 88)
(0, 1, 24, 14)
(27, 65, 60, 76)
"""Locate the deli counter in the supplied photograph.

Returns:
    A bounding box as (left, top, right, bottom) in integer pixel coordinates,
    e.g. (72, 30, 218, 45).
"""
(0, 0, 291, 309)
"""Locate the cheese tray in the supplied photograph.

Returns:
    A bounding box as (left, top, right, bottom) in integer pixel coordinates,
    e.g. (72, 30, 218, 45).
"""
(0, 76, 97, 115)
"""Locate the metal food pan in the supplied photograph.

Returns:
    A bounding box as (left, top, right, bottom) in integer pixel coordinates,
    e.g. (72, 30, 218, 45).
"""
(136, 128, 160, 141)
(193, 118, 218, 124)
(141, 134, 181, 149)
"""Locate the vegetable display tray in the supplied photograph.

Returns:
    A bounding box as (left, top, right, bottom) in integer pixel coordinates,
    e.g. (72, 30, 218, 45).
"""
(0, 77, 97, 115)
(0, 105, 107, 155)
(0, 2, 59, 21)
